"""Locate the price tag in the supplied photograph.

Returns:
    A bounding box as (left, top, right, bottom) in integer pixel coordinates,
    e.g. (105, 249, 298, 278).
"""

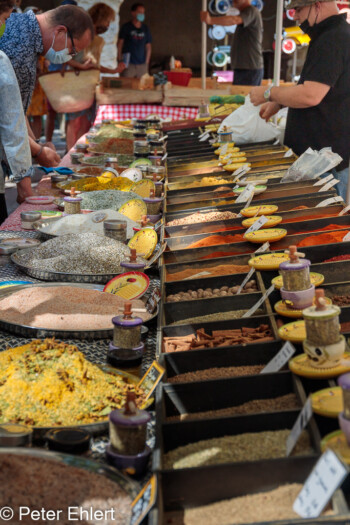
(236, 267, 256, 295)
(242, 284, 275, 318)
(255, 241, 270, 254)
(220, 143, 229, 155)
(145, 287, 161, 314)
(242, 191, 254, 210)
(293, 449, 348, 519)
(235, 184, 255, 204)
(130, 475, 157, 525)
(145, 242, 167, 268)
(284, 148, 294, 157)
(339, 204, 350, 216)
(318, 179, 339, 192)
(261, 341, 296, 374)
(234, 165, 251, 180)
(343, 231, 350, 242)
(199, 132, 210, 142)
(161, 152, 168, 162)
(286, 397, 313, 456)
(154, 218, 163, 231)
(138, 361, 165, 405)
(316, 196, 343, 207)
(209, 138, 216, 144)
(183, 270, 211, 280)
(244, 215, 268, 235)
(273, 138, 280, 145)
(313, 174, 333, 186)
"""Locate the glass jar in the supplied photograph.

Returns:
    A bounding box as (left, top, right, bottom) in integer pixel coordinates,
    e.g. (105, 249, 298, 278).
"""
(279, 259, 311, 291)
(51, 174, 68, 188)
(70, 152, 84, 165)
(63, 195, 82, 215)
(21, 211, 42, 230)
(134, 140, 149, 156)
(104, 220, 127, 242)
(303, 304, 341, 346)
(75, 143, 89, 154)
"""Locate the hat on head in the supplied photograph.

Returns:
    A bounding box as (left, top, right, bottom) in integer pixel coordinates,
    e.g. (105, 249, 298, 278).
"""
(60, 0, 78, 5)
(285, 0, 334, 10)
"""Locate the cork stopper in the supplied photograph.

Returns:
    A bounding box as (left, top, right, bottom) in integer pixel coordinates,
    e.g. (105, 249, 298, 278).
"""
(140, 215, 150, 227)
(70, 187, 76, 197)
(123, 302, 133, 319)
(285, 245, 305, 264)
(315, 289, 327, 311)
(150, 189, 155, 199)
(129, 248, 137, 262)
(152, 174, 158, 183)
(123, 391, 137, 416)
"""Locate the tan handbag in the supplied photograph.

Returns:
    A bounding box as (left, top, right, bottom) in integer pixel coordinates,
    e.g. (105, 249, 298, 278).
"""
(39, 68, 100, 113)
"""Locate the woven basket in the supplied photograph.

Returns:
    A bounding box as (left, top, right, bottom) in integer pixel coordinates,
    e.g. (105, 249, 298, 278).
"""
(39, 69, 100, 113)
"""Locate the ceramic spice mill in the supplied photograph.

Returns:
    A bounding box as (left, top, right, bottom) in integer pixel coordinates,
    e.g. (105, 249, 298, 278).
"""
(107, 302, 145, 370)
(302, 289, 345, 368)
(337, 373, 350, 445)
(279, 246, 315, 310)
(121, 248, 146, 272)
(63, 187, 82, 215)
(106, 391, 151, 477)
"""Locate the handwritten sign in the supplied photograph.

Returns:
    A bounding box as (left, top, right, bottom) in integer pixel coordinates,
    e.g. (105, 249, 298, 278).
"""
(318, 179, 339, 192)
(244, 215, 268, 236)
(338, 204, 350, 216)
(316, 196, 343, 207)
(235, 184, 255, 204)
(286, 397, 313, 456)
(237, 268, 256, 295)
(284, 148, 294, 157)
(138, 361, 165, 404)
(242, 284, 275, 318)
(261, 341, 296, 374)
(255, 241, 270, 254)
(313, 174, 333, 186)
(293, 449, 348, 519)
(130, 475, 157, 525)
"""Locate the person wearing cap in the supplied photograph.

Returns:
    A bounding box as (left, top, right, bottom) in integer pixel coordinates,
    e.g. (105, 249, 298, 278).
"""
(0, 4, 94, 167)
(200, 0, 264, 86)
(250, 0, 350, 200)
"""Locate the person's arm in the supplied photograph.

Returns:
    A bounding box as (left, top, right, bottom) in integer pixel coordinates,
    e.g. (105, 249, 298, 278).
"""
(200, 11, 243, 26)
(100, 62, 126, 74)
(250, 81, 331, 109)
(145, 43, 151, 67)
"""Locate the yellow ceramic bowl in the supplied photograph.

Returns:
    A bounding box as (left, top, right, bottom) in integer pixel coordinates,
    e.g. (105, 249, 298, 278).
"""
(128, 228, 158, 259)
(244, 228, 287, 244)
(118, 199, 147, 222)
(241, 205, 278, 218)
(248, 252, 290, 271)
(242, 216, 283, 229)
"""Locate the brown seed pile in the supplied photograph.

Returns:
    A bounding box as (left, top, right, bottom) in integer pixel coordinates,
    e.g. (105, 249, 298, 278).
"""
(167, 393, 300, 422)
(163, 325, 274, 353)
(0, 454, 132, 525)
(166, 281, 258, 302)
(168, 364, 265, 383)
(164, 484, 333, 525)
(163, 430, 312, 469)
(332, 294, 350, 306)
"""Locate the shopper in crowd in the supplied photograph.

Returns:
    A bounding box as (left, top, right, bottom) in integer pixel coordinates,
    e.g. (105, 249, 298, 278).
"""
(117, 2, 152, 78)
(250, 0, 350, 201)
(0, 4, 94, 167)
(12, 0, 21, 13)
(0, 1, 33, 223)
(65, 2, 125, 150)
(200, 0, 263, 86)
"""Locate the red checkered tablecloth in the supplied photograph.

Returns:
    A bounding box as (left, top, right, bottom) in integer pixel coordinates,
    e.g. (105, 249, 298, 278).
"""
(94, 104, 198, 124)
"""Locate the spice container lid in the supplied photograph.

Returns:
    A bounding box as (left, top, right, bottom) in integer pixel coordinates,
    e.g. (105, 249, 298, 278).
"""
(279, 246, 311, 271)
(75, 143, 88, 151)
(143, 195, 164, 203)
(104, 220, 127, 231)
(303, 289, 339, 320)
(45, 428, 90, 453)
(21, 211, 42, 221)
(112, 302, 144, 327)
(70, 152, 84, 159)
(338, 373, 350, 390)
(51, 174, 68, 183)
(0, 423, 33, 447)
(86, 133, 96, 141)
(64, 195, 82, 202)
(109, 392, 150, 427)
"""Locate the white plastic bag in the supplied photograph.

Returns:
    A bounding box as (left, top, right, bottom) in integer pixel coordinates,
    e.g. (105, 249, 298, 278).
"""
(281, 147, 343, 183)
(218, 95, 280, 144)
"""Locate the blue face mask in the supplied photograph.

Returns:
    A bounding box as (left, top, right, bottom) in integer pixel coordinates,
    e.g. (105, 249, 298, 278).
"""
(136, 13, 145, 22)
(45, 33, 72, 64)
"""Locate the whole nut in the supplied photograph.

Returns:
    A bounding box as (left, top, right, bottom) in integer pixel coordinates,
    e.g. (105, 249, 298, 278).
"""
(231, 286, 239, 294)
(213, 288, 220, 294)
(221, 286, 229, 291)
(220, 291, 227, 296)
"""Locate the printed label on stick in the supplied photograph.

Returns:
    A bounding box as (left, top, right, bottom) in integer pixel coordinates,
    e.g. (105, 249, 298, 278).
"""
(316, 196, 343, 207)
(261, 341, 296, 374)
(286, 397, 312, 456)
(244, 215, 268, 235)
(314, 174, 333, 186)
(242, 284, 275, 317)
(237, 268, 255, 295)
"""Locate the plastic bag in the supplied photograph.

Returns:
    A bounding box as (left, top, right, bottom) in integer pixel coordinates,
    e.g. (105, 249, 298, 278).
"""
(281, 147, 343, 183)
(218, 95, 280, 144)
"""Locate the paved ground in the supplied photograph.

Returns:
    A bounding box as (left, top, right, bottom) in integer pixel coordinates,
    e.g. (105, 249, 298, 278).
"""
(5, 130, 67, 216)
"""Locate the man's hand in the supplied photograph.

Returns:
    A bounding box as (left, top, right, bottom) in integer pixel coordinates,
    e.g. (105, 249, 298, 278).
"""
(200, 10, 212, 24)
(250, 86, 267, 106)
(37, 146, 60, 167)
(16, 176, 33, 204)
(114, 62, 126, 74)
(259, 102, 281, 122)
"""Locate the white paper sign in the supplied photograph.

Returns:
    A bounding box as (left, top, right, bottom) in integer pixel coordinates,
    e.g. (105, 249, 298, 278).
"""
(243, 192, 254, 210)
(343, 231, 350, 242)
(293, 449, 348, 519)
(245, 215, 268, 235)
(233, 165, 250, 177)
(313, 174, 333, 186)
(261, 341, 296, 374)
(316, 196, 343, 208)
(237, 268, 255, 295)
(255, 241, 270, 254)
(318, 179, 339, 192)
(183, 271, 211, 280)
(286, 397, 313, 457)
(338, 204, 350, 216)
(199, 132, 210, 142)
(242, 284, 275, 318)
(284, 148, 294, 157)
(236, 184, 255, 204)
(220, 143, 229, 155)
(198, 130, 208, 138)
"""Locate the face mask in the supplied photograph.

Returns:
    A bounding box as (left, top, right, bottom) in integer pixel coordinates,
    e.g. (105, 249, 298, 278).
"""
(96, 25, 109, 34)
(136, 13, 145, 22)
(299, 18, 311, 33)
(45, 32, 72, 64)
(0, 22, 5, 38)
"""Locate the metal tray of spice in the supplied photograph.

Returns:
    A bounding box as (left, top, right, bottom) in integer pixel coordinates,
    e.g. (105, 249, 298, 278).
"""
(0, 282, 158, 339)
(153, 408, 320, 472)
(156, 371, 305, 424)
(164, 204, 345, 239)
(159, 340, 302, 383)
(149, 456, 348, 525)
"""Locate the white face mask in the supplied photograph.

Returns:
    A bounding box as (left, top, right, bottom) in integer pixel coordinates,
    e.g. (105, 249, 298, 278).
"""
(45, 32, 72, 64)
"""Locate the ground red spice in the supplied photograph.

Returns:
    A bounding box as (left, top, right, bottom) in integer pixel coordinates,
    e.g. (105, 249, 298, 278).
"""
(297, 230, 350, 247)
(324, 254, 350, 262)
(283, 213, 341, 224)
(187, 233, 245, 249)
